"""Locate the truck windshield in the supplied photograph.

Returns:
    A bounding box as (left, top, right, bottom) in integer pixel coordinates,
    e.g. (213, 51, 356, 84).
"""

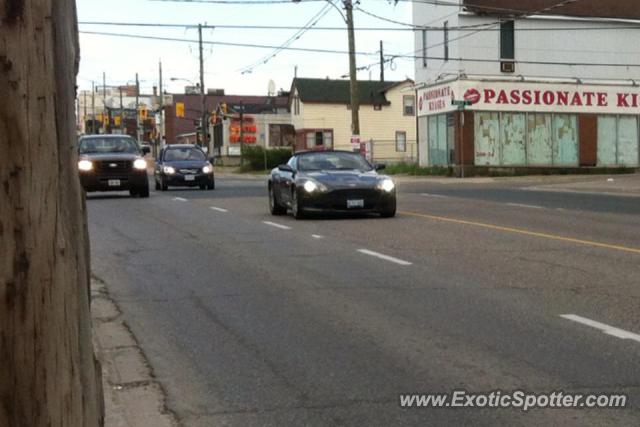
(79, 137, 139, 154)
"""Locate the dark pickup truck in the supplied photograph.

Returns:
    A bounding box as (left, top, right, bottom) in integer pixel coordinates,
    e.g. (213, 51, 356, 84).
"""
(77, 134, 151, 197)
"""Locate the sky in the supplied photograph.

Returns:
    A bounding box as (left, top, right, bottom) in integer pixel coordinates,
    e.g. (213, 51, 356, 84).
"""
(77, 0, 417, 96)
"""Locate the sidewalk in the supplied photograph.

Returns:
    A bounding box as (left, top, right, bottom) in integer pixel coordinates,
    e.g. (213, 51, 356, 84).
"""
(91, 278, 178, 427)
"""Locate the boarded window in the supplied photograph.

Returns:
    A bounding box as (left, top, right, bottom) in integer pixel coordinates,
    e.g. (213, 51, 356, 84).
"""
(501, 113, 526, 166)
(553, 114, 578, 166)
(527, 114, 553, 166)
(474, 112, 500, 166)
(597, 116, 617, 166)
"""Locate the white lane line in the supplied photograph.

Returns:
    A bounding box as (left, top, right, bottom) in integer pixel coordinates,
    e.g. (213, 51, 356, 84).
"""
(560, 314, 640, 344)
(262, 221, 292, 230)
(210, 207, 228, 213)
(311, 234, 324, 239)
(421, 193, 449, 199)
(172, 197, 188, 202)
(507, 203, 543, 210)
(357, 249, 412, 266)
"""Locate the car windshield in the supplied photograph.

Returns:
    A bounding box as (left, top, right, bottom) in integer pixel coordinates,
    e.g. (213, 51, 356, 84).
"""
(298, 152, 373, 172)
(79, 137, 139, 154)
(164, 147, 206, 162)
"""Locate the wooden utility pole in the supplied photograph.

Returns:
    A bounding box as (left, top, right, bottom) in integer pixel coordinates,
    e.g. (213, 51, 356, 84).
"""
(345, 0, 360, 137)
(379, 40, 384, 82)
(0, 1, 103, 426)
(135, 72, 140, 141)
(198, 23, 208, 151)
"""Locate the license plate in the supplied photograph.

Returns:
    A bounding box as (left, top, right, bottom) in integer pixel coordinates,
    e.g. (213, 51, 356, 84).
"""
(347, 199, 364, 209)
(107, 179, 121, 187)
(185, 175, 195, 182)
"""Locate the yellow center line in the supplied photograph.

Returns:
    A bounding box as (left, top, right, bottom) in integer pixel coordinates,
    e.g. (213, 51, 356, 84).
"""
(399, 211, 640, 255)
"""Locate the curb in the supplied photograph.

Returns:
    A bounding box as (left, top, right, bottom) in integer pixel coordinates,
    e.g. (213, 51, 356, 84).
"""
(91, 277, 179, 427)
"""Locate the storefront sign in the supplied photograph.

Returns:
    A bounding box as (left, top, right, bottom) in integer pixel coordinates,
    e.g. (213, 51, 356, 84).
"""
(418, 79, 640, 117)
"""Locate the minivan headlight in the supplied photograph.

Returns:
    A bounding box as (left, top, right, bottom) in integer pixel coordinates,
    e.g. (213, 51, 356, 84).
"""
(78, 160, 93, 171)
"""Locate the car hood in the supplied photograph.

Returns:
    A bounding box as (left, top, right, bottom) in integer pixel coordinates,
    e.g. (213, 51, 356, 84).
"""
(300, 170, 383, 189)
(79, 153, 141, 161)
(162, 160, 208, 169)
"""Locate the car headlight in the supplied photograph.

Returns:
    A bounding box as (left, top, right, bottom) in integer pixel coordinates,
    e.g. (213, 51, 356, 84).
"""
(377, 178, 395, 192)
(163, 166, 176, 175)
(133, 159, 147, 170)
(202, 164, 213, 174)
(302, 179, 328, 193)
(78, 160, 93, 171)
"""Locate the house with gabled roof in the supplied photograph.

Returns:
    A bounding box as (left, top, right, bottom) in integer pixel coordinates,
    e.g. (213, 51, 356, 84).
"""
(289, 78, 417, 163)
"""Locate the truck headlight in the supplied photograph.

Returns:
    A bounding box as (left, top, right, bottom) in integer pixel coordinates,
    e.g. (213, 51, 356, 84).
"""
(78, 160, 93, 171)
(377, 178, 395, 192)
(163, 166, 176, 175)
(133, 159, 147, 170)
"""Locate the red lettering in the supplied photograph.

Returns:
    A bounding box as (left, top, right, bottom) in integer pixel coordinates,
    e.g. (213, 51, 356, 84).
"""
(571, 92, 583, 106)
(633, 94, 639, 108)
(557, 92, 569, 106)
(510, 90, 521, 104)
(584, 92, 595, 106)
(496, 90, 509, 104)
(534, 91, 542, 105)
(542, 91, 555, 105)
(522, 90, 533, 105)
(618, 93, 631, 108)
(484, 89, 496, 103)
(597, 92, 608, 107)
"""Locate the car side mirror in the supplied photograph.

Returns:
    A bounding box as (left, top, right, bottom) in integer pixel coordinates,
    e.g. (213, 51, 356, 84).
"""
(142, 146, 151, 155)
(208, 156, 215, 163)
(278, 164, 294, 173)
(375, 163, 386, 171)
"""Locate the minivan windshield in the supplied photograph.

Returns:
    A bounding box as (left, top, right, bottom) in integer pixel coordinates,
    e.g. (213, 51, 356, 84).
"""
(79, 137, 139, 154)
(298, 152, 373, 172)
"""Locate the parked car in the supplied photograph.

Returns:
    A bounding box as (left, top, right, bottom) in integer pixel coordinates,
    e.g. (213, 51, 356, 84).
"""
(77, 134, 150, 197)
(155, 144, 215, 191)
(268, 150, 396, 219)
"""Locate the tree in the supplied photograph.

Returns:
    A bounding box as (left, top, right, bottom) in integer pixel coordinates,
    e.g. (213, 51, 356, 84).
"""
(0, 1, 103, 426)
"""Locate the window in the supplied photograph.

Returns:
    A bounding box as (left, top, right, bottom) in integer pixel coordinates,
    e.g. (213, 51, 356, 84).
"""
(598, 116, 639, 166)
(293, 96, 300, 115)
(323, 131, 333, 148)
(444, 21, 449, 62)
(396, 131, 407, 152)
(403, 95, 415, 116)
(305, 130, 333, 149)
(421, 29, 427, 68)
(500, 20, 515, 60)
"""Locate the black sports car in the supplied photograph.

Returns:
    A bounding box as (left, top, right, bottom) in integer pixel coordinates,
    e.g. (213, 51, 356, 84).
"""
(154, 145, 215, 191)
(268, 151, 396, 219)
(77, 134, 151, 197)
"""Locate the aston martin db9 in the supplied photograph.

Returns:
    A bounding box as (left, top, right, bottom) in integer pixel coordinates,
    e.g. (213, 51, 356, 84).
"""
(268, 151, 396, 219)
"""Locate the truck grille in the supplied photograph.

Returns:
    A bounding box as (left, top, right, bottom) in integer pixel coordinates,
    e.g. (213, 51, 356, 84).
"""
(96, 160, 132, 175)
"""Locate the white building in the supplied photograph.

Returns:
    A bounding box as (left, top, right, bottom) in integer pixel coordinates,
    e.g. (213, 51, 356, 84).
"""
(413, 0, 640, 170)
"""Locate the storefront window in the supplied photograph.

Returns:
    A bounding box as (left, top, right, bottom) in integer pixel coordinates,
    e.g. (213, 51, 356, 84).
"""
(501, 113, 526, 166)
(428, 115, 450, 166)
(527, 114, 553, 166)
(553, 114, 578, 166)
(598, 116, 639, 167)
(474, 112, 501, 166)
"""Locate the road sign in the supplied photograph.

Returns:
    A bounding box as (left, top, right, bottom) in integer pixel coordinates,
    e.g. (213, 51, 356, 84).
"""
(350, 135, 360, 150)
(176, 102, 185, 118)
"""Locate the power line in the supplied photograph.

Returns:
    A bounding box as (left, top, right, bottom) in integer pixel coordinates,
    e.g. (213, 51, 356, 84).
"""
(238, 2, 334, 74)
(79, 30, 640, 68)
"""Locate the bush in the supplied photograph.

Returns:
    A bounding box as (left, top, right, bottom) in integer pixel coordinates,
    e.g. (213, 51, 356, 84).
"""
(241, 146, 293, 172)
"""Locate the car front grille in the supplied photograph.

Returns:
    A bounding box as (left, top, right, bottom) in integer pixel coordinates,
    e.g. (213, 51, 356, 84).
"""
(179, 168, 200, 174)
(95, 160, 132, 175)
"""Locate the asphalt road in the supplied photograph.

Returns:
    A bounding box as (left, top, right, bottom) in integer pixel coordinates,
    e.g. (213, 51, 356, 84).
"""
(87, 173, 640, 426)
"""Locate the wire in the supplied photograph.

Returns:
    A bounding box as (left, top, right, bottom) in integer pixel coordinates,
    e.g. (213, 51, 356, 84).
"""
(237, 2, 334, 74)
(79, 30, 378, 56)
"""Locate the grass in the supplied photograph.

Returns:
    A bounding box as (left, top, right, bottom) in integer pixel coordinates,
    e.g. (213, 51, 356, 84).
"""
(384, 162, 452, 176)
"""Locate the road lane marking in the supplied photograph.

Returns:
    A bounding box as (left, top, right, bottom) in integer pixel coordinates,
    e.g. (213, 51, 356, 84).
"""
(210, 207, 228, 213)
(560, 314, 640, 344)
(400, 211, 640, 255)
(421, 193, 449, 199)
(507, 203, 543, 210)
(312, 234, 324, 239)
(262, 221, 292, 230)
(357, 249, 412, 266)
(172, 197, 187, 202)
